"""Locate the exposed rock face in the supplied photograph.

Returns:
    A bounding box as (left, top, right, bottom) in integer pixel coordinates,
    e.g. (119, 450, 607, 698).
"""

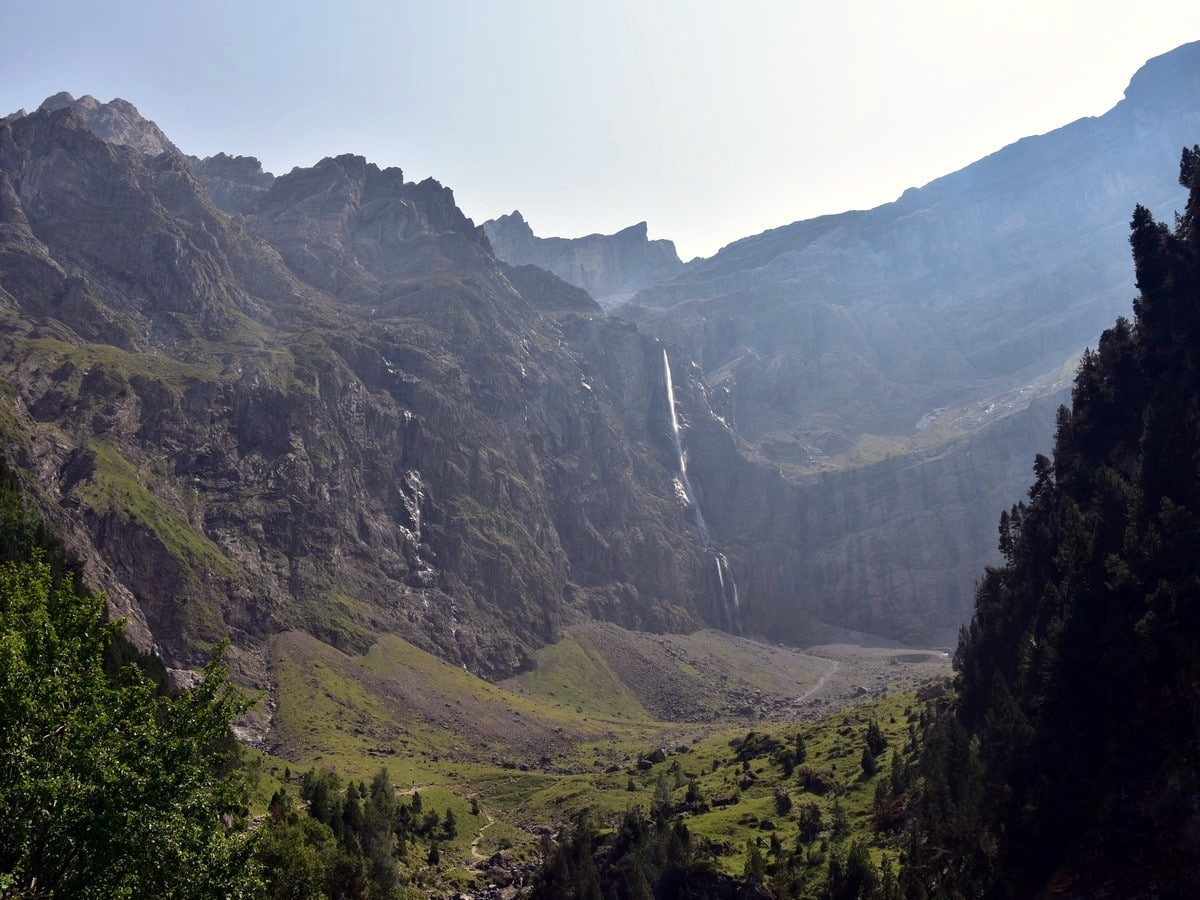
(623, 41, 1200, 463)
(608, 41, 1200, 636)
(0, 104, 743, 681)
(186, 153, 275, 214)
(1, 43, 1192, 674)
(483, 211, 684, 305)
(37, 91, 181, 157)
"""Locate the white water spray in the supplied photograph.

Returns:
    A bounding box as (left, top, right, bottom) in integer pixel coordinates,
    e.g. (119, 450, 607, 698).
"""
(662, 347, 743, 634)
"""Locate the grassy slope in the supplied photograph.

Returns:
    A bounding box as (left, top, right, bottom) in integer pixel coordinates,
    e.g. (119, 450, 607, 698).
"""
(267, 625, 945, 893)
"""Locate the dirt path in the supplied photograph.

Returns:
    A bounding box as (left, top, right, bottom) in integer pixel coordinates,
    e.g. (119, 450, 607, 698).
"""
(799, 657, 839, 701)
(469, 810, 497, 863)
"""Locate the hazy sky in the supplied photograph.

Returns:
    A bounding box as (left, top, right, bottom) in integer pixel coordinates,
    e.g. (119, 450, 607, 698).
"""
(3, 1, 1199, 259)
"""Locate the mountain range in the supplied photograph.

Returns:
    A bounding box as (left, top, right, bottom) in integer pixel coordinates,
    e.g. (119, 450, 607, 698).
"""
(1, 41, 1197, 698)
(488, 40, 1200, 645)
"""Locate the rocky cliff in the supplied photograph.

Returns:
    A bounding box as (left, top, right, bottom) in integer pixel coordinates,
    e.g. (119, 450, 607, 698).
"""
(604, 42, 1200, 638)
(622, 42, 1200, 463)
(483, 211, 684, 305)
(186, 152, 275, 214)
(1, 43, 1189, 685)
(0, 102, 761, 686)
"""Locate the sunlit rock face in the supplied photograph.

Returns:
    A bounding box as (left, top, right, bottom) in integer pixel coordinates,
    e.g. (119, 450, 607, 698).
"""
(483, 211, 684, 306)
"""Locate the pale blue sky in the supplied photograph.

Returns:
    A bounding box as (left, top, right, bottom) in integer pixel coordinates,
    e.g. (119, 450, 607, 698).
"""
(3, 1, 1198, 258)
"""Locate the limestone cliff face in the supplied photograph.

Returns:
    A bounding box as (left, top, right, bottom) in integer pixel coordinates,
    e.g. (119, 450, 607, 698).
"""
(613, 41, 1200, 638)
(0, 104, 736, 682)
(622, 40, 1200, 463)
(483, 211, 684, 305)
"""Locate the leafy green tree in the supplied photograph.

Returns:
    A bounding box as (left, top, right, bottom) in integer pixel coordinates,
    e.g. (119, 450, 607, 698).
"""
(0, 555, 256, 898)
(255, 815, 337, 900)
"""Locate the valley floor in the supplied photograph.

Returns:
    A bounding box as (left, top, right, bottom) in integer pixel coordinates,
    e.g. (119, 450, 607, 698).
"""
(244, 622, 949, 895)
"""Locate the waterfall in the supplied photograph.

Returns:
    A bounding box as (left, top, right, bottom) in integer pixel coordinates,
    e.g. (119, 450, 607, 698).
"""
(714, 552, 744, 635)
(662, 347, 742, 635)
(662, 347, 710, 542)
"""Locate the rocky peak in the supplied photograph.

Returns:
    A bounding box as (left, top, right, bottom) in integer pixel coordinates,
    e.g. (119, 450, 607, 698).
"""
(186, 152, 275, 215)
(490, 210, 534, 242)
(482, 211, 684, 305)
(37, 91, 77, 111)
(36, 91, 180, 158)
(248, 155, 491, 300)
(1121, 39, 1200, 114)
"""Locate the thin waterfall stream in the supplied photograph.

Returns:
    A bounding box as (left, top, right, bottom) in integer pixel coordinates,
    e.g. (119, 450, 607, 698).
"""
(662, 347, 743, 634)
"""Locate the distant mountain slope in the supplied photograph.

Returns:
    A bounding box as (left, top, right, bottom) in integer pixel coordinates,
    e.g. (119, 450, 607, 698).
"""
(623, 40, 1200, 460)
(912, 145, 1200, 900)
(483, 211, 683, 305)
(3, 40, 1193, 682)
(603, 41, 1200, 644)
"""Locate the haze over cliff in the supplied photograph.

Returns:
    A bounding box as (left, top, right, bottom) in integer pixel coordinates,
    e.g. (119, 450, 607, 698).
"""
(483, 211, 684, 305)
(503, 41, 1200, 645)
(620, 41, 1200, 463)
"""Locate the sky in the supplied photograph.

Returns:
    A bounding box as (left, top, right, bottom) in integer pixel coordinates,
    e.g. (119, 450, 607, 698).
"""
(3, 1, 1199, 260)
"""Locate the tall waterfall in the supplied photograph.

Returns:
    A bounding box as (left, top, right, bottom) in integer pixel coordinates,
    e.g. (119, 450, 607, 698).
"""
(662, 348, 709, 542)
(662, 347, 743, 635)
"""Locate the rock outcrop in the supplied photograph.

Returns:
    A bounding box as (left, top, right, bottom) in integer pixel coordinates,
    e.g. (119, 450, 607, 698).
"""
(186, 152, 275, 214)
(37, 91, 181, 157)
(483, 211, 684, 305)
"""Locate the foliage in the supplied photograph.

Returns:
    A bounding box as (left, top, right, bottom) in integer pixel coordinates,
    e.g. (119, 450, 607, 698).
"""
(256, 766, 477, 897)
(908, 146, 1200, 896)
(0, 553, 256, 897)
(530, 807, 726, 899)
